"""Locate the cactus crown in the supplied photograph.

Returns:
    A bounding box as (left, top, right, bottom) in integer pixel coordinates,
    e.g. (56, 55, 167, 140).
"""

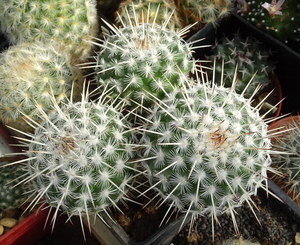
(0, 0, 99, 61)
(134, 68, 276, 236)
(0, 42, 81, 132)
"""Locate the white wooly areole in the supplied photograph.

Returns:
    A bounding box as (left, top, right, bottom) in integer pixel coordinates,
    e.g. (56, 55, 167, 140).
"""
(2, 83, 141, 238)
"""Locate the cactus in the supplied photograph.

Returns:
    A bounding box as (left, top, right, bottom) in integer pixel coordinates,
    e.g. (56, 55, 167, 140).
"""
(135, 69, 276, 236)
(176, 0, 234, 29)
(0, 0, 98, 62)
(6, 84, 139, 232)
(116, 0, 183, 30)
(0, 42, 82, 133)
(269, 116, 300, 205)
(238, 0, 300, 51)
(208, 32, 274, 98)
(116, 0, 234, 33)
(89, 9, 198, 109)
(0, 161, 31, 210)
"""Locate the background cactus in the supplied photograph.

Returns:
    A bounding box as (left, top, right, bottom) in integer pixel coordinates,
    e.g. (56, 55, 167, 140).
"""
(136, 71, 275, 236)
(238, 0, 300, 53)
(269, 115, 300, 205)
(116, 0, 183, 30)
(89, 12, 198, 109)
(0, 0, 99, 62)
(8, 85, 138, 230)
(0, 162, 31, 210)
(117, 0, 234, 34)
(0, 42, 82, 133)
(208, 32, 274, 98)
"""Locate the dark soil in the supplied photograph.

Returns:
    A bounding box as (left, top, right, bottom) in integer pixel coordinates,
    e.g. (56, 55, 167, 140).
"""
(171, 188, 300, 245)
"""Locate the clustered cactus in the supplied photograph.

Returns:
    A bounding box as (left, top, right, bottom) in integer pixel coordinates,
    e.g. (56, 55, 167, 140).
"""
(0, 162, 31, 210)
(0, 0, 99, 62)
(238, 0, 300, 51)
(269, 116, 300, 205)
(0, 0, 284, 241)
(136, 71, 274, 235)
(90, 11, 197, 109)
(0, 42, 81, 132)
(209, 32, 274, 98)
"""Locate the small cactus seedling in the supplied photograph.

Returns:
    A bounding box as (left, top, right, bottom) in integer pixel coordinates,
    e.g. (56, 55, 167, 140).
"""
(269, 115, 300, 205)
(238, 0, 300, 51)
(0, 0, 99, 62)
(0, 161, 31, 210)
(84, 7, 201, 109)
(0, 42, 81, 133)
(5, 84, 139, 235)
(209, 32, 274, 98)
(135, 68, 279, 237)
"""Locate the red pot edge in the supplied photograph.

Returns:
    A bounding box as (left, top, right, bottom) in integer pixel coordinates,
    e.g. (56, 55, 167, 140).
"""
(0, 204, 66, 245)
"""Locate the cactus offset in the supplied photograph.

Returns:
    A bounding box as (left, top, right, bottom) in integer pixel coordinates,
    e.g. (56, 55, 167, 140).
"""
(0, 42, 82, 133)
(0, 0, 98, 62)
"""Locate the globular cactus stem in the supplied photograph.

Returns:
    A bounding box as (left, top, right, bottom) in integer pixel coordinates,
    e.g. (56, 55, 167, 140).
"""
(83, 6, 204, 110)
(269, 116, 300, 205)
(0, 0, 99, 62)
(0, 42, 82, 133)
(0, 161, 32, 210)
(134, 67, 280, 238)
(5, 83, 140, 236)
(209, 32, 275, 98)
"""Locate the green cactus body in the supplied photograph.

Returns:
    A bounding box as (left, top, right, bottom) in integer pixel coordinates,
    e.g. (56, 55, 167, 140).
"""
(239, 0, 300, 51)
(137, 74, 273, 234)
(270, 116, 300, 204)
(209, 33, 274, 98)
(93, 18, 196, 109)
(0, 42, 81, 132)
(0, 162, 31, 210)
(11, 88, 138, 226)
(0, 0, 98, 61)
(117, 0, 183, 30)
